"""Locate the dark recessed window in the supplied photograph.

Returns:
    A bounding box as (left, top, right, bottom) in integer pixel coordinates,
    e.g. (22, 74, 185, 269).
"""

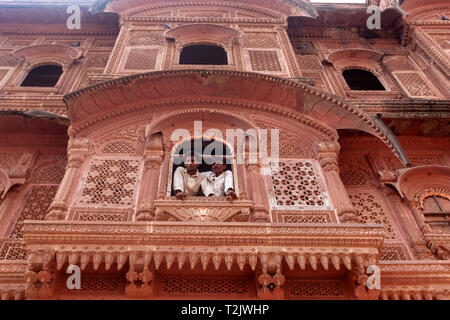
(20, 65, 63, 87)
(180, 45, 228, 65)
(342, 69, 385, 91)
(423, 195, 450, 231)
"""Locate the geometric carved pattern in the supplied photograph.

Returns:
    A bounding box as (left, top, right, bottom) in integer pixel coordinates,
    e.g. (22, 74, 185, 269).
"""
(244, 35, 279, 48)
(272, 161, 326, 207)
(124, 48, 158, 70)
(69, 208, 132, 222)
(348, 191, 396, 239)
(395, 72, 436, 97)
(297, 55, 323, 70)
(0, 51, 19, 66)
(2, 39, 34, 48)
(62, 274, 122, 295)
(340, 156, 372, 186)
(101, 141, 136, 155)
(249, 50, 281, 72)
(0, 239, 26, 260)
(31, 162, 66, 184)
(10, 185, 58, 239)
(380, 242, 410, 260)
(279, 142, 307, 158)
(340, 168, 367, 185)
(414, 186, 450, 207)
(84, 52, 110, 68)
(272, 210, 336, 223)
(160, 276, 249, 296)
(79, 159, 140, 206)
(287, 280, 346, 299)
(128, 32, 165, 46)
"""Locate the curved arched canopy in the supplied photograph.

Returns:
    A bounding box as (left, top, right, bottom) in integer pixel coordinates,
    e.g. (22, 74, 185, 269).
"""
(90, 0, 319, 18)
(64, 70, 408, 164)
(401, 0, 450, 19)
(395, 165, 450, 206)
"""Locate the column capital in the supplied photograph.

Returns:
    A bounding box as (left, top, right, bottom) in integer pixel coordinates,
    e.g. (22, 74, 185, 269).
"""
(68, 137, 90, 153)
(318, 141, 341, 155)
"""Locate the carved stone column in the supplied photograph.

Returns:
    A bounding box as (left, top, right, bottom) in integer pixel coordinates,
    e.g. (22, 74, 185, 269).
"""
(136, 133, 164, 221)
(318, 141, 358, 223)
(382, 188, 434, 259)
(46, 138, 89, 220)
(406, 200, 437, 258)
(245, 159, 270, 222)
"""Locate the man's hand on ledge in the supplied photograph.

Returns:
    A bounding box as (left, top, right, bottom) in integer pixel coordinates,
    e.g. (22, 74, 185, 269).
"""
(175, 190, 185, 200)
(226, 189, 237, 202)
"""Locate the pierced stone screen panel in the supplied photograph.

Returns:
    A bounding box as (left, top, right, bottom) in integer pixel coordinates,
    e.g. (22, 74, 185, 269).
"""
(10, 185, 58, 239)
(100, 141, 137, 155)
(158, 275, 251, 298)
(380, 242, 411, 260)
(59, 273, 124, 297)
(270, 160, 330, 210)
(272, 210, 337, 223)
(286, 280, 347, 300)
(348, 190, 396, 240)
(0, 239, 26, 260)
(78, 157, 141, 208)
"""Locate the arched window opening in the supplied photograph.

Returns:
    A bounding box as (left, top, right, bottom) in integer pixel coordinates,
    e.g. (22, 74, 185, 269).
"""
(179, 45, 228, 65)
(20, 65, 63, 87)
(342, 69, 385, 91)
(170, 138, 234, 197)
(423, 195, 450, 231)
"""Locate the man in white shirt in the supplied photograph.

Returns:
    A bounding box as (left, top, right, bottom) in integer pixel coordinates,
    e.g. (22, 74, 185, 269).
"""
(173, 154, 204, 199)
(201, 160, 237, 200)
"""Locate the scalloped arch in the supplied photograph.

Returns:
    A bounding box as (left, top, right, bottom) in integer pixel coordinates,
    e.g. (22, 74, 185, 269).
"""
(91, 0, 319, 18)
(64, 70, 407, 165)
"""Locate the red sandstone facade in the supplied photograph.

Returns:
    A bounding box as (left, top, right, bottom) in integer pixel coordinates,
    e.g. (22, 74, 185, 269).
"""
(0, 0, 449, 300)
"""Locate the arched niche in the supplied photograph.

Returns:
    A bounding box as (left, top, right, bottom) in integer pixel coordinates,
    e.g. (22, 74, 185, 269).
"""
(8, 44, 82, 91)
(395, 165, 450, 233)
(164, 24, 243, 67)
(326, 49, 385, 74)
(397, 165, 450, 208)
(64, 70, 407, 166)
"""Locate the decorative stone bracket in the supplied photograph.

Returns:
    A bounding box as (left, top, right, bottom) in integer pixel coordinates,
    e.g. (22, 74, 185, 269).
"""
(0, 152, 37, 199)
(426, 239, 450, 260)
(125, 253, 153, 298)
(257, 271, 285, 300)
